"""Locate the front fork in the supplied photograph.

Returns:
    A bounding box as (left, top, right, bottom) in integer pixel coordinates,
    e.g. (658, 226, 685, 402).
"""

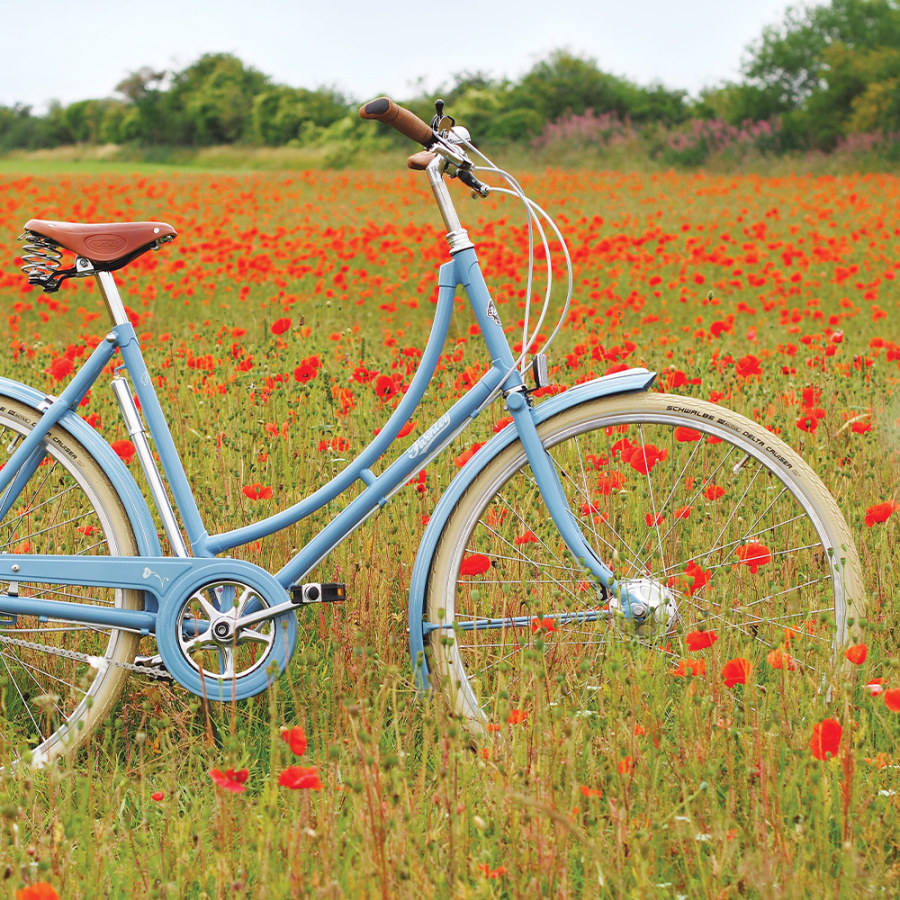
(504, 386, 637, 615)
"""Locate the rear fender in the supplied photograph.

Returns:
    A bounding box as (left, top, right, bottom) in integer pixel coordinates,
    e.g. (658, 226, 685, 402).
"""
(408, 366, 656, 687)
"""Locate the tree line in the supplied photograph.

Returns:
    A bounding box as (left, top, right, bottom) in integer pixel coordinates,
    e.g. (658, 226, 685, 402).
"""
(1, 0, 898, 159)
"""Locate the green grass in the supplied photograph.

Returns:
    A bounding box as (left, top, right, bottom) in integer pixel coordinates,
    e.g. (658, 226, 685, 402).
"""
(0, 162, 897, 898)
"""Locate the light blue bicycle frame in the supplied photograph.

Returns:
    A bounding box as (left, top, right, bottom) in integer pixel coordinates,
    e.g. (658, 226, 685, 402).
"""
(0, 164, 653, 687)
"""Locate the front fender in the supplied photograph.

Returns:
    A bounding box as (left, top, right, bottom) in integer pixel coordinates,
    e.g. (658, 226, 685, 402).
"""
(408, 366, 656, 687)
(0, 377, 162, 557)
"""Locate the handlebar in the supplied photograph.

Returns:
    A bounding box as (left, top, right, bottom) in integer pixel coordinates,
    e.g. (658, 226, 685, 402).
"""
(359, 97, 435, 147)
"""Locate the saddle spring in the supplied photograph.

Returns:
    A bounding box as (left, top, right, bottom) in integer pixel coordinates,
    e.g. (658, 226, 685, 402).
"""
(18, 231, 63, 288)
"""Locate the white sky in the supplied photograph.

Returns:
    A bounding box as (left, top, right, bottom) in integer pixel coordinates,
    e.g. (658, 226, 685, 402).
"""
(1, 0, 797, 111)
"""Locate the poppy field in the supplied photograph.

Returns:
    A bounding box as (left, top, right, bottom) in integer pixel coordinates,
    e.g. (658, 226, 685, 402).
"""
(0, 163, 898, 898)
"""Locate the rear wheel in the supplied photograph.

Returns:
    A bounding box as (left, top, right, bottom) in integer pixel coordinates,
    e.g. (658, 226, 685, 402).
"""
(424, 393, 865, 727)
(0, 398, 141, 766)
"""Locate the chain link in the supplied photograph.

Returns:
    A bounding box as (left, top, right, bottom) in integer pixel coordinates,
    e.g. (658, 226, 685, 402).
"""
(0, 631, 171, 679)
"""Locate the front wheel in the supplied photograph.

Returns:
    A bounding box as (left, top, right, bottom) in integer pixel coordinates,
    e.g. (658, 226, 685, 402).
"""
(424, 393, 865, 727)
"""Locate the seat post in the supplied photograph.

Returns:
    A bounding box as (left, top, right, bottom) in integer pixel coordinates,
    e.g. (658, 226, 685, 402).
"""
(95, 270, 130, 326)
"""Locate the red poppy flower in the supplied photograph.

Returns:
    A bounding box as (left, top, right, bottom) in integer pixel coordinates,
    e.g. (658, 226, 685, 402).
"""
(15, 884, 60, 900)
(460, 554, 491, 576)
(278, 765, 323, 790)
(618, 756, 633, 774)
(209, 768, 249, 793)
(884, 688, 900, 712)
(627, 444, 668, 475)
(580, 785, 603, 797)
(721, 658, 751, 687)
(530, 617, 557, 634)
(673, 426, 702, 442)
(514, 530, 538, 545)
(111, 439, 136, 463)
(479, 863, 507, 879)
(766, 648, 798, 670)
(735, 542, 772, 573)
(281, 725, 308, 756)
(865, 678, 885, 696)
(374, 374, 398, 401)
(47, 356, 74, 382)
(844, 643, 867, 665)
(506, 709, 527, 725)
(271, 317, 291, 335)
(735, 355, 762, 379)
(294, 363, 317, 383)
(865, 501, 898, 527)
(685, 629, 717, 651)
(151, 791, 165, 801)
(809, 718, 842, 760)
(671, 658, 706, 677)
(703, 484, 725, 500)
(242, 483, 273, 500)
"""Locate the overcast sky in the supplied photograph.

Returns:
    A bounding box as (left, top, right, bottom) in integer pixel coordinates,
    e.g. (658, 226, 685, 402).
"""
(2, 0, 798, 111)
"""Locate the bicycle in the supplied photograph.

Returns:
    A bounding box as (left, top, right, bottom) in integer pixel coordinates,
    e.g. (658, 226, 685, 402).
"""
(3, 97, 865, 767)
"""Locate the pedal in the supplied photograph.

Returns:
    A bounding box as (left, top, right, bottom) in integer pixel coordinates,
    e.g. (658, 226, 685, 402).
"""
(133, 654, 174, 681)
(291, 583, 347, 605)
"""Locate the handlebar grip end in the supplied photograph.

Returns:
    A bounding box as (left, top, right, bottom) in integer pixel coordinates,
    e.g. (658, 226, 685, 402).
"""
(360, 98, 393, 120)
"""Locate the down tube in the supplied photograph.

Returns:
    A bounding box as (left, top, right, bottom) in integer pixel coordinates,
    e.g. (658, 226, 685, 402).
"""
(275, 364, 507, 588)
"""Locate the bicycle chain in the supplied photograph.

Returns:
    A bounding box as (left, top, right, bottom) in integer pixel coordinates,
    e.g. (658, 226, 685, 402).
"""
(0, 632, 171, 679)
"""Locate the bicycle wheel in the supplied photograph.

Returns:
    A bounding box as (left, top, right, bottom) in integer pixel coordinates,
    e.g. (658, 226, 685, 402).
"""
(424, 392, 865, 726)
(0, 397, 142, 766)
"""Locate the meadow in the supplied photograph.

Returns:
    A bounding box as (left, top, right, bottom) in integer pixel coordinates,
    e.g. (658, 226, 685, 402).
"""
(0, 161, 898, 898)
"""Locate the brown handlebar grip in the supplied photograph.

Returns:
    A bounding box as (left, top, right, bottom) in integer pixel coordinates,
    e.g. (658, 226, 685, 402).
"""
(359, 97, 434, 146)
(407, 150, 437, 171)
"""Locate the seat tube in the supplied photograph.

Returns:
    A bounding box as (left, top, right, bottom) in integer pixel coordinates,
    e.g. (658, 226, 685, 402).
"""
(95, 271, 131, 326)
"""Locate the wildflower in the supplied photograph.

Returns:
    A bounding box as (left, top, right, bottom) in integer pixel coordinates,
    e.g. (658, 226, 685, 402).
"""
(279, 766, 323, 790)
(242, 483, 273, 500)
(580, 785, 603, 798)
(671, 658, 706, 677)
(618, 756, 633, 774)
(703, 484, 725, 500)
(151, 791, 165, 801)
(506, 709, 527, 725)
(478, 863, 507, 879)
(209, 768, 249, 793)
(683, 561, 712, 597)
(735, 355, 762, 379)
(16, 884, 60, 900)
(271, 317, 291, 335)
(459, 553, 491, 576)
(281, 725, 308, 756)
(685, 629, 717, 651)
(865, 501, 898, 527)
(374, 374, 398, 401)
(865, 678, 886, 696)
(884, 688, 900, 712)
(530, 616, 557, 634)
(47, 356, 73, 382)
(844, 643, 867, 665)
(673, 426, 702, 442)
(735, 541, 771, 573)
(627, 444, 668, 475)
(766, 648, 798, 671)
(809, 718, 842, 760)
(514, 530, 538, 545)
(721, 658, 751, 688)
(111, 439, 136, 463)
(294, 362, 317, 383)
